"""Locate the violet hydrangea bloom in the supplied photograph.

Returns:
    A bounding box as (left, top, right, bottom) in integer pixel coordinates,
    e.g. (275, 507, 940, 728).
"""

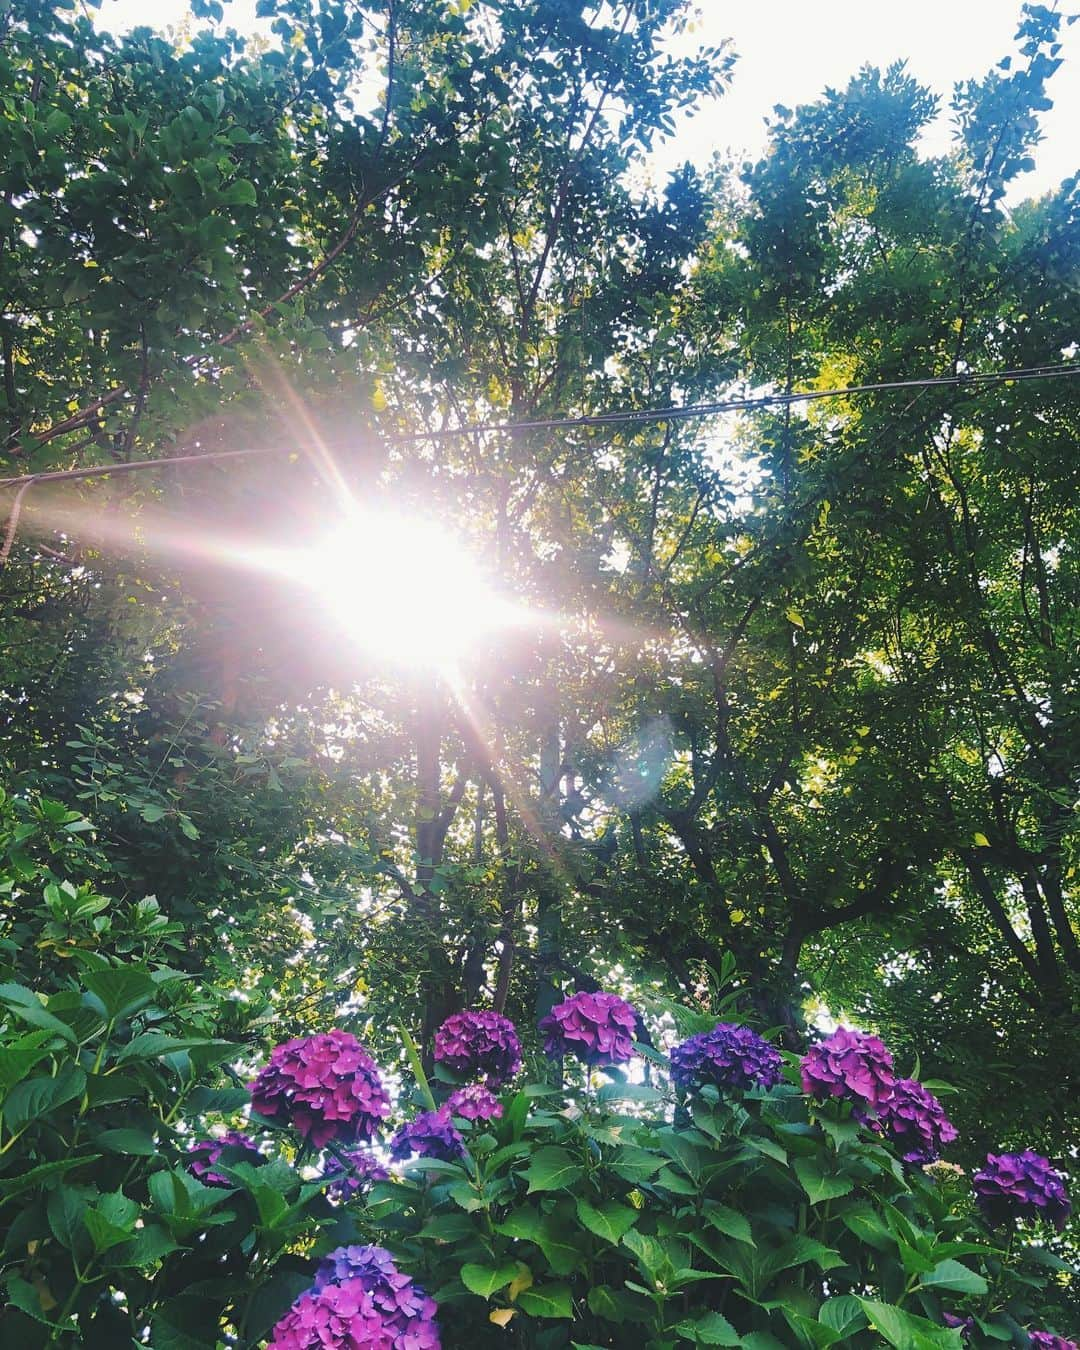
(539, 990, 639, 1067)
(186, 1131, 262, 1188)
(322, 1148, 389, 1204)
(1028, 1333, 1080, 1350)
(433, 1009, 521, 1087)
(445, 1083, 503, 1122)
(389, 1109, 466, 1163)
(670, 1023, 783, 1095)
(878, 1078, 958, 1165)
(267, 1275, 440, 1350)
(250, 1029, 390, 1149)
(973, 1151, 1072, 1231)
(942, 1312, 975, 1341)
(800, 1026, 896, 1113)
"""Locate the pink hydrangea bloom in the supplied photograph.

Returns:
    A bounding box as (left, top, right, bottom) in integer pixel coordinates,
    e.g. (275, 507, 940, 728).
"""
(539, 990, 639, 1066)
(270, 1246, 441, 1349)
(186, 1131, 262, 1188)
(267, 1276, 440, 1349)
(445, 1083, 503, 1122)
(800, 1027, 896, 1113)
(321, 1149, 389, 1203)
(973, 1151, 1072, 1232)
(878, 1078, 958, 1165)
(433, 1010, 521, 1087)
(389, 1109, 465, 1163)
(250, 1030, 390, 1148)
(1028, 1333, 1079, 1350)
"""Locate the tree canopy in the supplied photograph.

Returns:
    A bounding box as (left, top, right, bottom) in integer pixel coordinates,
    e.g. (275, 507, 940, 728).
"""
(0, 1, 1077, 1341)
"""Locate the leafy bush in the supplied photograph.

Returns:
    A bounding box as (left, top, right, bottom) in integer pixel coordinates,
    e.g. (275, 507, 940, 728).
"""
(1, 790, 1075, 1346)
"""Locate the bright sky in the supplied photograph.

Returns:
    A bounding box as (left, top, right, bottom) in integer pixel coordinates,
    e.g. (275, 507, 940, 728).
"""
(97, 0, 1078, 200)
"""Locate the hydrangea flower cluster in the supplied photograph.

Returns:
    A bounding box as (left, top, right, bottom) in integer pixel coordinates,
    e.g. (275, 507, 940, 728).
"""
(1028, 1333, 1080, 1350)
(250, 1030, 390, 1149)
(878, 1077, 958, 1165)
(389, 1109, 466, 1163)
(269, 1245, 439, 1350)
(322, 1148, 389, 1204)
(445, 1082, 503, 1122)
(800, 1026, 896, 1113)
(973, 1151, 1072, 1231)
(186, 1131, 262, 1188)
(942, 1312, 975, 1340)
(670, 1022, 784, 1094)
(539, 990, 639, 1066)
(434, 1009, 521, 1086)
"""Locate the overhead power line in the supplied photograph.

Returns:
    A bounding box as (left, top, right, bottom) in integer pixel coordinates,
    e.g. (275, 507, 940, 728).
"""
(1, 360, 1078, 497)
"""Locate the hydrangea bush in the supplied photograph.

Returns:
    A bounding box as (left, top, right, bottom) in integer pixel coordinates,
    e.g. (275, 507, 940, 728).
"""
(246, 1009, 1076, 1349)
(4, 928, 1075, 1348)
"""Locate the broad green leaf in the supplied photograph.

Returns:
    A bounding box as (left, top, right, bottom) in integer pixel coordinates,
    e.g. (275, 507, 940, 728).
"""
(857, 1299, 964, 1349)
(523, 1146, 583, 1194)
(4, 1062, 86, 1131)
(794, 1158, 854, 1204)
(460, 1262, 519, 1298)
(703, 1201, 755, 1246)
(516, 1282, 573, 1319)
(82, 967, 157, 1021)
(575, 1197, 638, 1244)
(674, 1310, 740, 1345)
(919, 1258, 988, 1296)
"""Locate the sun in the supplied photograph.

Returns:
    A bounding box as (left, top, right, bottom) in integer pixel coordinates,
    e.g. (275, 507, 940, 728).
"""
(285, 511, 522, 674)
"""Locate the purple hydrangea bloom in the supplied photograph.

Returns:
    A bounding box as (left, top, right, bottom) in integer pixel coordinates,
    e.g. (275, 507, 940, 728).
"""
(185, 1131, 262, 1188)
(1028, 1334, 1080, 1350)
(433, 1010, 521, 1087)
(539, 990, 639, 1067)
(250, 1030, 390, 1149)
(389, 1109, 466, 1163)
(942, 1312, 976, 1341)
(445, 1083, 503, 1122)
(267, 1275, 440, 1350)
(878, 1078, 958, 1165)
(670, 1023, 784, 1095)
(973, 1151, 1072, 1231)
(800, 1027, 896, 1113)
(322, 1148, 389, 1203)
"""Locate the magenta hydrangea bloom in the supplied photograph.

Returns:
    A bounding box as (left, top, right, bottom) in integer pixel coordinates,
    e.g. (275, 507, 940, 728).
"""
(878, 1078, 958, 1165)
(250, 1030, 390, 1149)
(942, 1312, 975, 1341)
(539, 990, 639, 1067)
(322, 1148, 389, 1203)
(973, 1151, 1072, 1231)
(1028, 1333, 1079, 1350)
(445, 1083, 503, 1122)
(800, 1026, 896, 1113)
(185, 1131, 262, 1188)
(670, 1023, 783, 1095)
(389, 1109, 466, 1163)
(433, 1009, 521, 1087)
(267, 1275, 440, 1350)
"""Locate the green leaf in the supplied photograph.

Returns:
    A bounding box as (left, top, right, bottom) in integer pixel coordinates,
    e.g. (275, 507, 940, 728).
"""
(0, 983, 77, 1044)
(919, 1258, 988, 1296)
(0, 1154, 101, 1200)
(223, 178, 258, 205)
(674, 1310, 741, 1345)
(609, 1144, 664, 1184)
(523, 1146, 583, 1194)
(244, 1269, 316, 1341)
(460, 1262, 519, 1298)
(4, 1062, 86, 1131)
(95, 1127, 158, 1156)
(82, 967, 157, 1020)
(794, 1157, 854, 1204)
(575, 1197, 638, 1244)
(818, 1294, 866, 1336)
(703, 1201, 755, 1246)
(516, 1282, 573, 1319)
(857, 1299, 964, 1349)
